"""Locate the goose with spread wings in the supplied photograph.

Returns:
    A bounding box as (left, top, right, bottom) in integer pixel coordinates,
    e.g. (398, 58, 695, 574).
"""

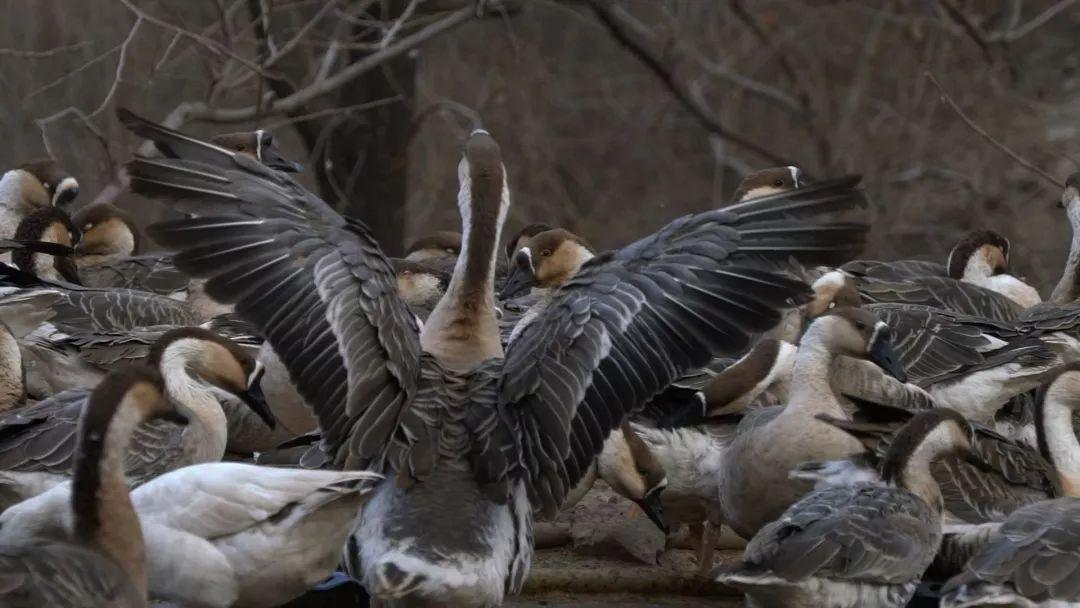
(120, 108, 867, 607)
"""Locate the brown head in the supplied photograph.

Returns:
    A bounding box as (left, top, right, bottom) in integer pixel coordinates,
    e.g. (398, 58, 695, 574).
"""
(597, 423, 669, 533)
(147, 327, 274, 428)
(730, 166, 804, 203)
(503, 222, 554, 264)
(498, 228, 595, 299)
(18, 159, 80, 208)
(801, 307, 907, 382)
(210, 130, 303, 172)
(392, 258, 451, 311)
(405, 231, 462, 262)
(878, 408, 973, 508)
(946, 230, 1010, 280)
(72, 203, 140, 258)
(806, 270, 862, 319)
(12, 206, 80, 283)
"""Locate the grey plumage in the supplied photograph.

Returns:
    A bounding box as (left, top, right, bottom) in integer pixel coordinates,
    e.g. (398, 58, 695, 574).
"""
(0, 541, 143, 608)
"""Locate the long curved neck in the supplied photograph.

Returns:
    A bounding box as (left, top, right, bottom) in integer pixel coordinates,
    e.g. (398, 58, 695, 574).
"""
(160, 350, 227, 462)
(1038, 393, 1080, 496)
(72, 395, 148, 597)
(786, 328, 845, 418)
(882, 423, 954, 512)
(0, 326, 24, 411)
(421, 161, 507, 369)
(1051, 206, 1080, 304)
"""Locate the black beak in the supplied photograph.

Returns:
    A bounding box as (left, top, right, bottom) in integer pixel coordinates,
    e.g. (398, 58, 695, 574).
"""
(498, 252, 538, 300)
(261, 145, 303, 173)
(634, 486, 669, 534)
(868, 329, 907, 384)
(238, 370, 276, 429)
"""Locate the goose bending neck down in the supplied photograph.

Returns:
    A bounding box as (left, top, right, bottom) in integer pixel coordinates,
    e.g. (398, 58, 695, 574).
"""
(1052, 173, 1080, 304)
(0, 365, 182, 607)
(717, 409, 974, 608)
(946, 230, 1040, 309)
(719, 308, 907, 539)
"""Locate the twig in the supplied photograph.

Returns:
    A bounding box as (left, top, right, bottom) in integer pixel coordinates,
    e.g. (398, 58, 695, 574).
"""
(380, 0, 421, 49)
(178, 5, 473, 124)
(261, 96, 403, 130)
(585, 0, 795, 168)
(89, 17, 143, 118)
(936, 0, 996, 64)
(0, 41, 90, 57)
(925, 72, 1062, 188)
(25, 45, 122, 100)
(989, 0, 1079, 42)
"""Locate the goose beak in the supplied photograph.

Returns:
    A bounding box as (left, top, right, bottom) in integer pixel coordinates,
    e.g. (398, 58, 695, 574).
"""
(499, 251, 538, 299)
(239, 365, 276, 429)
(634, 486, 669, 534)
(261, 145, 304, 173)
(868, 327, 907, 383)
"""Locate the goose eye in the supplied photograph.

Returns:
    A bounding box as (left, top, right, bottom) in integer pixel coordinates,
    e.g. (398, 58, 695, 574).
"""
(541, 249, 552, 257)
(827, 301, 836, 309)
(445, 247, 455, 253)
(774, 179, 784, 187)
(855, 322, 866, 331)
(82, 223, 93, 231)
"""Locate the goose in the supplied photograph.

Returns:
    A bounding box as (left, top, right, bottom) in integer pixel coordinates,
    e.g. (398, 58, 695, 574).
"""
(729, 166, 804, 202)
(717, 307, 907, 539)
(0, 327, 274, 505)
(946, 230, 1041, 309)
(0, 462, 380, 608)
(209, 129, 304, 173)
(715, 408, 975, 608)
(503, 222, 554, 267)
(9, 206, 81, 284)
(0, 159, 79, 244)
(936, 366, 1080, 607)
(120, 106, 867, 606)
(405, 230, 462, 263)
(0, 364, 183, 607)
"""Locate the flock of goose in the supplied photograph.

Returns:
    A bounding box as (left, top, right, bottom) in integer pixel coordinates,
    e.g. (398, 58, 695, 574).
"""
(1, 109, 1080, 608)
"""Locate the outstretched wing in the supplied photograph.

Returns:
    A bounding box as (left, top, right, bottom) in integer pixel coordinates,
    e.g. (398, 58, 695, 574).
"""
(483, 178, 867, 515)
(121, 109, 421, 470)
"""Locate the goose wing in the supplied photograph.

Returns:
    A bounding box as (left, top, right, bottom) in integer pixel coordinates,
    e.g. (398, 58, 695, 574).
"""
(842, 258, 947, 280)
(120, 109, 421, 470)
(867, 304, 1056, 387)
(857, 276, 1023, 322)
(0, 541, 143, 608)
(739, 485, 937, 583)
(485, 178, 868, 515)
(77, 253, 189, 295)
(943, 498, 1080, 601)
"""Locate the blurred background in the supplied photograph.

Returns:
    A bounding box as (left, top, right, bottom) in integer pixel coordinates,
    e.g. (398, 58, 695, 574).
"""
(1, 0, 1078, 288)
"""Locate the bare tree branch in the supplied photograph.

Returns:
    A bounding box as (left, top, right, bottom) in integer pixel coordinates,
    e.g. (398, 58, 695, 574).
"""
(584, 0, 797, 169)
(0, 41, 90, 57)
(89, 17, 143, 118)
(988, 0, 1080, 42)
(926, 72, 1062, 188)
(936, 0, 996, 64)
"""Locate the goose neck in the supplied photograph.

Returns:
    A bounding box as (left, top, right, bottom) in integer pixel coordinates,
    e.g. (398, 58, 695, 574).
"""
(787, 341, 844, 418)
(0, 326, 24, 411)
(1051, 232, 1080, 304)
(881, 423, 957, 511)
(71, 392, 149, 596)
(1038, 394, 1080, 496)
(160, 351, 228, 461)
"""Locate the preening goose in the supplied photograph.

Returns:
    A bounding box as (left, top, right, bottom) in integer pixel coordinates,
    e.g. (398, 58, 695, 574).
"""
(0, 365, 182, 608)
(946, 230, 1041, 309)
(0, 327, 273, 504)
(0, 462, 380, 608)
(11, 206, 81, 283)
(729, 166, 804, 203)
(716, 409, 975, 608)
(210, 129, 304, 173)
(936, 367, 1080, 607)
(121, 106, 867, 606)
(0, 160, 79, 251)
(718, 307, 907, 539)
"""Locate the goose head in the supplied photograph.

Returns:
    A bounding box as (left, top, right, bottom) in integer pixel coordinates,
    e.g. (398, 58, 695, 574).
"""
(12, 206, 80, 283)
(210, 129, 303, 173)
(597, 423, 669, 533)
(17, 159, 80, 208)
(499, 228, 594, 299)
(503, 222, 554, 267)
(731, 166, 804, 203)
(801, 307, 907, 382)
(1035, 364, 1080, 496)
(392, 258, 450, 312)
(72, 203, 140, 260)
(805, 270, 861, 319)
(945, 230, 1010, 281)
(878, 408, 973, 510)
(405, 231, 462, 263)
(146, 328, 275, 429)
